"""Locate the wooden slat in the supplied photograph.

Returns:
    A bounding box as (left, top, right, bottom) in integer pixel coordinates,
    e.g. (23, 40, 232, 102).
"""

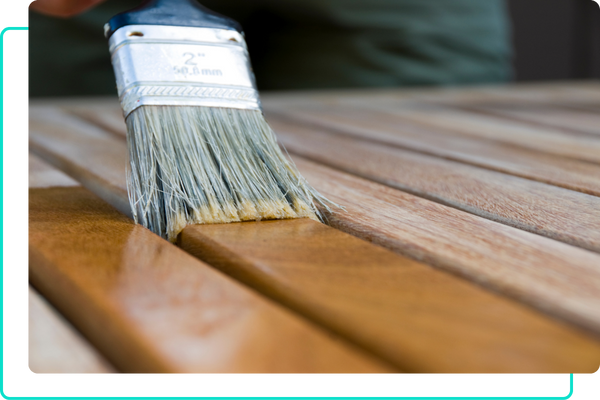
(63, 92, 600, 150)
(29, 155, 115, 373)
(65, 106, 129, 140)
(264, 105, 600, 197)
(61, 98, 600, 198)
(395, 84, 600, 128)
(267, 118, 600, 253)
(416, 81, 600, 107)
(180, 219, 600, 373)
(30, 187, 393, 373)
(29, 286, 115, 373)
(291, 158, 600, 332)
(453, 104, 600, 137)
(384, 105, 600, 163)
(30, 152, 79, 188)
(25, 150, 79, 282)
(29, 104, 600, 372)
(29, 155, 392, 373)
(258, 81, 600, 112)
(387, 81, 600, 108)
(271, 103, 600, 164)
(30, 106, 131, 217)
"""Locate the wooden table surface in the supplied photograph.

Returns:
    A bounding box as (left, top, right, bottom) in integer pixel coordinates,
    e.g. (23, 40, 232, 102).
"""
(29, 82, 600, 373)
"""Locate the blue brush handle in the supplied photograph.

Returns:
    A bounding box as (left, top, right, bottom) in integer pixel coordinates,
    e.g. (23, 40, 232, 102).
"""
(105, 0, 242, 38)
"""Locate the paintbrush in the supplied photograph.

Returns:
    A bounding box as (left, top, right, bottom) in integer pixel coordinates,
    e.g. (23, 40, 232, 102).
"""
(105, 0, 332, 241)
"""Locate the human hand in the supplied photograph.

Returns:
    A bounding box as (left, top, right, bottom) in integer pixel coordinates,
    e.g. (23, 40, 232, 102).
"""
(30, 0, 108, 18)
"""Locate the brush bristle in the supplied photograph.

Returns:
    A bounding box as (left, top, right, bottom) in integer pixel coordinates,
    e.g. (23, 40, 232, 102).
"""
(125, 105, 334, 241)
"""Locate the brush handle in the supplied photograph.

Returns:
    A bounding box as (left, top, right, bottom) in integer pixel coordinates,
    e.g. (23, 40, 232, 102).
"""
(105, 0, 242, 38)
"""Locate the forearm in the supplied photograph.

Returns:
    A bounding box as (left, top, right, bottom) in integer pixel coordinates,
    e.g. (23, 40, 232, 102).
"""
(30, 0, 108, 18)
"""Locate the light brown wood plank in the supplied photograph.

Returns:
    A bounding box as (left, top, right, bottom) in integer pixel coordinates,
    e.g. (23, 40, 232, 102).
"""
(267, 118, 600, 253)
(60, 92, 600, 158)
(29, 286, 116, 373)
(420, 81, 600, 106)
(258, 81, 600, 111)
(30, 106, 131, 217)
(290, 158, 600, 333)
(387, 104, 600, 156)
(453, 104, 600, 137)
(65, 105, 129, 140)
(389, 81, 600, 108)
(30, 153, 79, 188)
(60, 98, 600, 198)
(30, 185, 393, 373)
(264, 105, 600, 197)
(274, 103, 600, 164)
(29, 104, 600, 372)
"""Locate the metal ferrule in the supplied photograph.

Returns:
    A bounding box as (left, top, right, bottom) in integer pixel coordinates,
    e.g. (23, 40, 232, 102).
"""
(108, 25, 261, 118)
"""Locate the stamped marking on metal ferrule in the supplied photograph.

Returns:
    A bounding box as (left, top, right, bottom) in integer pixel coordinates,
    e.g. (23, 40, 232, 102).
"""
(108, 25, 261, 117)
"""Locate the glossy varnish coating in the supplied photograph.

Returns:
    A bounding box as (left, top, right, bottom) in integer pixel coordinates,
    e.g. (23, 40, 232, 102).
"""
(29, 186, 393, 373)
(29, 155, 114, 373)
(180, 218, 600, 373)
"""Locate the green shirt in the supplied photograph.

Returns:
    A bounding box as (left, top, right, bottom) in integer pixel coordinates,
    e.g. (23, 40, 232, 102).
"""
(29, 0, 512, 97)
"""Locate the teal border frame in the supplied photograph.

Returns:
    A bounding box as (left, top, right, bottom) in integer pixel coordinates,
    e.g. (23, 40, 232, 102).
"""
(8, 20, 576, 392)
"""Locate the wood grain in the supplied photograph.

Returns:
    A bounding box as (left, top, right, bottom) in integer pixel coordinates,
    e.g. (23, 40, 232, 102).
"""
(264, 105, 600, 197)
(25, 150, 79, 282)
(383, 105, 600, 163)
(30, 154, 79, 188)
(29, 155, 115, 373)
(270, 102, 600, 165)
(30, 186, 393, 373)
(414, 81, 600, 106)
(259, 81, 600, 111)
(454, 104, 600, 137)
(25, 151, 401, 375)
(29, 104, 600, 372)
(180, 219, 600, 373)
(29, 286, 116, 373)
(30, 106, 131, 217)
(290, 158, 600, 334)
(58, 98, 600, 198)
(267, 118, 600, 253)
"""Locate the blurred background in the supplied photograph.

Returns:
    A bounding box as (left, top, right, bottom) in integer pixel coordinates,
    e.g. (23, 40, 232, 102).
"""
(29, 0, 600, 97)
